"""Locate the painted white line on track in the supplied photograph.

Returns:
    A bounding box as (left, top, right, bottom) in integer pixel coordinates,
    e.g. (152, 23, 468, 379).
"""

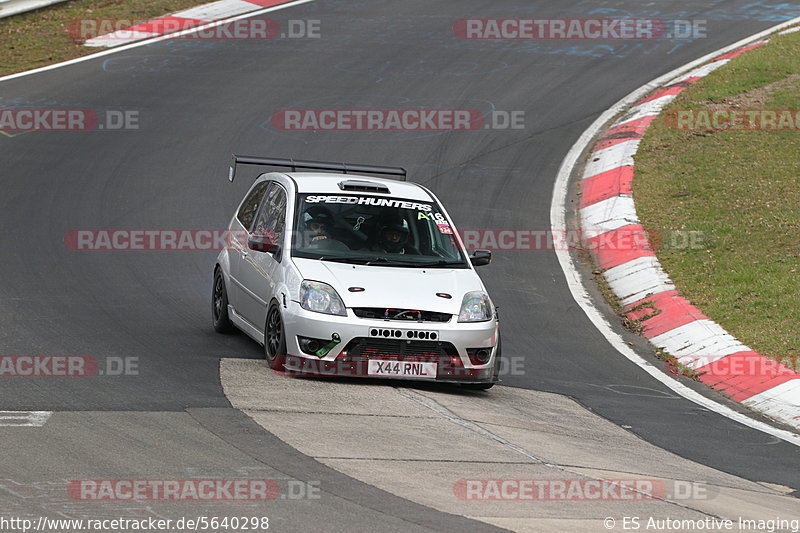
(0, 411, 52, 426)
(551, 15, 800, 447)
(0, 0, 314, 83)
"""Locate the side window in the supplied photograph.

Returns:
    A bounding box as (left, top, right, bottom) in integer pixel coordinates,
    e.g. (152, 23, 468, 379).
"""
(253, 183, 288, 247)
(236, 181, 270, 230)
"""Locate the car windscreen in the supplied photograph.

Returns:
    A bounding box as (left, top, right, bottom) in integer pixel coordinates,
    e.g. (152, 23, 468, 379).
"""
(291, 194, 468, 268)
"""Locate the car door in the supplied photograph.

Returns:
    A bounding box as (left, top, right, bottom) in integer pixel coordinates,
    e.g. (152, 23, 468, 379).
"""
(236, 181, 288, 330)
(228, 180, 270, 314)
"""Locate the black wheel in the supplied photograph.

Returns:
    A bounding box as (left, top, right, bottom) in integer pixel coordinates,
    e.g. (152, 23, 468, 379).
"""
(461, 337, 502, 391)
(265, 303, 287, 370)
(212, 268, 235, 334)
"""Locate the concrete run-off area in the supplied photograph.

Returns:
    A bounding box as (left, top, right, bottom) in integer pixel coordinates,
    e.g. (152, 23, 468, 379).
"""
(222, 359, 798, 533)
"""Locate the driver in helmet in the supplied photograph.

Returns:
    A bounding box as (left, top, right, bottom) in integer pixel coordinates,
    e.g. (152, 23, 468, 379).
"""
(303, 207, 348, 250)
(371, 217, 418, 254)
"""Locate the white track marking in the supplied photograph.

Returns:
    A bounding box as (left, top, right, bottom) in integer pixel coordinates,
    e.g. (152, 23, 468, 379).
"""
(672, 59, 731, 83)
(582, 140, 640, 178)
(743, 381, 800, 424)
(0, 411, 52, 427)
(172, 0, 261, 22)
(603, 256, 676, 306)
(551, 16, 800, 447)
(84, 30, 161, 48)
(0, 0, 314, 83)
(83, 0, 271, 47)
(649, 320, 750, 366)
(580, 195, 639, 235)
(612, 95, 679, 126)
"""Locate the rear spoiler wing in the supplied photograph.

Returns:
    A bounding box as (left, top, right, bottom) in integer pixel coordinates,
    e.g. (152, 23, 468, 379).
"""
(228, 155, 407, 182)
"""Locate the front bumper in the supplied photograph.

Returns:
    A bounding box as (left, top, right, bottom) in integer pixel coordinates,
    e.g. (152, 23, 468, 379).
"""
(282, 301, 499, 383)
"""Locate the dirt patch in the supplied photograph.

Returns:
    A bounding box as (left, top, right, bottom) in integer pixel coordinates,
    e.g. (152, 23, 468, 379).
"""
(707, 74, 800, 109)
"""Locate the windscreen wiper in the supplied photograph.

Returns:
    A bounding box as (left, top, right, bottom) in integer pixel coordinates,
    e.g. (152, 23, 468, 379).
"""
(365, 257, 462, 267)
(317, 256, 370, 264)
(365, 257, 420, 266)
(414, 260, 467, 268)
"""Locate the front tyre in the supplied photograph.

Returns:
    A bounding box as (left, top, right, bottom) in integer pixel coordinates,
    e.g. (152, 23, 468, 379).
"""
(265, 302, 287, 370)
(212, 268, 235, 334)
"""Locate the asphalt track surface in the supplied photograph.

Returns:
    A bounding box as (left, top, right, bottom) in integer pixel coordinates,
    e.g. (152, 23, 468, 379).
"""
(1, 0, 799, 528)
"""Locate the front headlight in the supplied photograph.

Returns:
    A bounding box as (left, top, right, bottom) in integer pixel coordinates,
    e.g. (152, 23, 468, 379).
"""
(458, 291, 493, 322)
(300, 280, 347, 316)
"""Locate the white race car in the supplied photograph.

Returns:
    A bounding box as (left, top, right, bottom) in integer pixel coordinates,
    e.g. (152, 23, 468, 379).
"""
(213, 156, 500, 389)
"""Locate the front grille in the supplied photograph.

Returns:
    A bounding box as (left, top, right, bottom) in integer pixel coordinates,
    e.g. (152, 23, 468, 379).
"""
(352, 307, 452, 323)
(331, 338, 484, 380)
(282, 338, 491, 380)
(341, 338, 457, 362)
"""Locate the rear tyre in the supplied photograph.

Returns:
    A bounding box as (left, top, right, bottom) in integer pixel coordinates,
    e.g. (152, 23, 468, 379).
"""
(212, 268, 235, 334)
(265, 302, 287, 370)
(461, 336, 502, 391)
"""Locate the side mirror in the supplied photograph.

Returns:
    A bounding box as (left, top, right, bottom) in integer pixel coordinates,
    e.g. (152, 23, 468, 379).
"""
(248, 231, 278, 253)
(469, 250, 492, 267)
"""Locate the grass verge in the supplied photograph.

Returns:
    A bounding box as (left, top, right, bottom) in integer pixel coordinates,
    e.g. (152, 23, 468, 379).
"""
(634, 29, 800, 360)
(1, 0, 204, 77)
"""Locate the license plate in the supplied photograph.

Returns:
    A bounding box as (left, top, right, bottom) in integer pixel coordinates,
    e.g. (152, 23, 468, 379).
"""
(367, 360, 437, 379)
